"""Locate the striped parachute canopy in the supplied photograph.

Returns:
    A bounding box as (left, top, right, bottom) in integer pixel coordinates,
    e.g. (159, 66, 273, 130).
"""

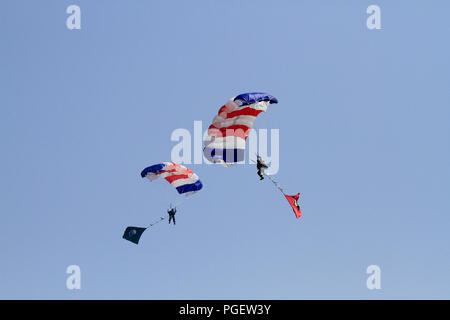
(140, 162, 203, 196)
(203, 92, 278, 164)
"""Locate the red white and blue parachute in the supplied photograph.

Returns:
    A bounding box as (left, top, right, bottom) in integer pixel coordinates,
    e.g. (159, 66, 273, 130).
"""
(203, 93, 278, 164)
(140, 162, 203, 196)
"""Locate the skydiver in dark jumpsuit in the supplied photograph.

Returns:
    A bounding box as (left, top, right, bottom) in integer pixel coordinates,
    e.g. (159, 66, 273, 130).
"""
(167, 207, 176, 225)
(256, 155, 269, 180)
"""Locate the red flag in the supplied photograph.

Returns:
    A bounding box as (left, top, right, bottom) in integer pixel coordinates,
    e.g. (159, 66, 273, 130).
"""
(284, 193, 302, 218)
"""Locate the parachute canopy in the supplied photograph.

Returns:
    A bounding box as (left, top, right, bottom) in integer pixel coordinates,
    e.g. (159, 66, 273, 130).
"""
(141, 162, 203, 196)
(204, 93, 278, 164)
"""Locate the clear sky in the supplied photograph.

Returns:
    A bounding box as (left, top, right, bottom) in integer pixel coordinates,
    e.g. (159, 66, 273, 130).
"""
(1, 0, 449, 299)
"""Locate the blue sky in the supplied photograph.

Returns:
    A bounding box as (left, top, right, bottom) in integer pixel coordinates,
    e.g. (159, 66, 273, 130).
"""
(1, 0, 449, 299)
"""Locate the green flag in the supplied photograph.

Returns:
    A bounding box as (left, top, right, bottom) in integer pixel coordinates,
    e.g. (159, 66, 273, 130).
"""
(122, 226, 147, 244)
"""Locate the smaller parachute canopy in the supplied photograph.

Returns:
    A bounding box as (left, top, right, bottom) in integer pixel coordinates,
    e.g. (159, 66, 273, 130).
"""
(141, 162, 203, 196)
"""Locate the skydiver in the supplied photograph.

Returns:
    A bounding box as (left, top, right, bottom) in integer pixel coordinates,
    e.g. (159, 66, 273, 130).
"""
(167, 207, 176, 225)
(256, 155, 269, 180)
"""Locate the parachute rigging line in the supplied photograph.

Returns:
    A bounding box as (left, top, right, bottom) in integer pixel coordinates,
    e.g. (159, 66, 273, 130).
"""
(147, 217, 165, 228)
